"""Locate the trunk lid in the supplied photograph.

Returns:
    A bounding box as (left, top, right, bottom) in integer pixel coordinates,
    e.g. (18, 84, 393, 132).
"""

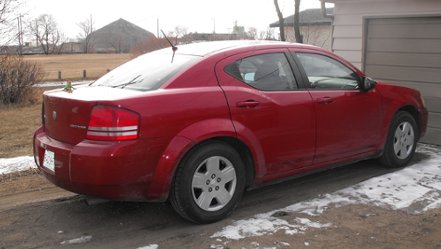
(43, 86, 145, 144)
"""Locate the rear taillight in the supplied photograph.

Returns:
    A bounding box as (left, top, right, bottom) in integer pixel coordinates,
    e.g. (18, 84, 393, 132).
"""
(86, 105, 140, 141)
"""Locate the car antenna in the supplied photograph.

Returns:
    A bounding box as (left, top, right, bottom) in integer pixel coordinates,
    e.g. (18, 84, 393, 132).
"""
(161, 30, 178, 63)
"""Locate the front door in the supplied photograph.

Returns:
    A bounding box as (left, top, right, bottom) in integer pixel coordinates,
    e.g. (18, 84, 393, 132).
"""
(293, 51, 382, 165)
(216, 49, 315, 178)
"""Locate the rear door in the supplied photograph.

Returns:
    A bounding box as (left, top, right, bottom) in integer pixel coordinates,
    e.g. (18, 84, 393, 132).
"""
(215, 49, 315, 177)
(292, 50, 382, 165)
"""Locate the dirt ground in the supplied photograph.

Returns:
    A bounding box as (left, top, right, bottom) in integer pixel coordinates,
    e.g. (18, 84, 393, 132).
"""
(220, 205, 441, 249)
(1, 161, 440, 249)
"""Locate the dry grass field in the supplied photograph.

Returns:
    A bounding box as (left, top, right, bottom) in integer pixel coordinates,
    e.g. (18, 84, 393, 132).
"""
(24, 53, 132, 81)
(0, 102, 41, 158)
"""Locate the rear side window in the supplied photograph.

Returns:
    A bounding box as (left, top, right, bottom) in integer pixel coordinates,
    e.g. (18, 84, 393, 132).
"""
(224, 53, 298, 91)
(91, 51, 199, 91)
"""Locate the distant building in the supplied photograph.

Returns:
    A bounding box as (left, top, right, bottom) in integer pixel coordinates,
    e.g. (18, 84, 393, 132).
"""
(181, 33, 242, 43)
(270, 8, 333, 50)
(88, 18, 157, 53)
(60, 42, 82, 54)
(0, 44, 43, 55)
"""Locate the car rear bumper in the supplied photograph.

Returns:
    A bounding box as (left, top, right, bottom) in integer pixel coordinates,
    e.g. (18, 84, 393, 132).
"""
(33, 127, 167, 201)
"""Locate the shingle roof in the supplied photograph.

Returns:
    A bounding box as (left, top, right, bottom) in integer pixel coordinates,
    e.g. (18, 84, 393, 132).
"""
(270, 8, 333, 27)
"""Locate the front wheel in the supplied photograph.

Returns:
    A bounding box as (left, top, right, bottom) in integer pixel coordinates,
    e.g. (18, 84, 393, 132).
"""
(170, 142, 246, 223)
(380, 111, 418, 168)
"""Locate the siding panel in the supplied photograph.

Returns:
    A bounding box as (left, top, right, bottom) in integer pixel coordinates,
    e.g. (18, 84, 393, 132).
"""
(366, 65, 441, 84)
(335, 1, 441, 15)
(332, 38, 363, 50)
(334, 50, 362, 63)
(333, 14, 363, 26)
(366, 38, 441, 53)
(366, 52, 441, 68)
(333, 25, 363, 38)
(429, 113, 441, 128)
(421, 127, 441, 145)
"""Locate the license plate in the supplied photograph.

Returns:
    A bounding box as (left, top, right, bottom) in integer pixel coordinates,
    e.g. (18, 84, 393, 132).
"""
(43, 150, 55, 172)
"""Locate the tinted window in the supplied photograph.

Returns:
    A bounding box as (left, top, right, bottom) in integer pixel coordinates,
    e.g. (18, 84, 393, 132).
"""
(225, 53, 297, 91)
(91, 51, 199, 91)
(296, 53, 360, 90)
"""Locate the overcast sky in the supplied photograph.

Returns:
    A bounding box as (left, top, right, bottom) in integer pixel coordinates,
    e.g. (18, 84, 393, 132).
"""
(20, 0, 330, 40)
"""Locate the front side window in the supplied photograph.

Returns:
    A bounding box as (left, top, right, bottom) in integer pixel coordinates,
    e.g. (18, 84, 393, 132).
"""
(296, 53, 360, 90)
(224, 53, 297, 91)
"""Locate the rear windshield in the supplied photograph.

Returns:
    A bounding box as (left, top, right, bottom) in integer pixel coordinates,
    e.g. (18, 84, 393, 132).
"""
(91, 51, 200, 91)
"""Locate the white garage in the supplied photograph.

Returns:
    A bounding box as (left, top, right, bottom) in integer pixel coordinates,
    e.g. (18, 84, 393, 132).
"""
(322, 0, 441, 145)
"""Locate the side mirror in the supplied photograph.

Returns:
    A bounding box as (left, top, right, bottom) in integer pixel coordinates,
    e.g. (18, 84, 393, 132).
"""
(360, 77, 376, 91)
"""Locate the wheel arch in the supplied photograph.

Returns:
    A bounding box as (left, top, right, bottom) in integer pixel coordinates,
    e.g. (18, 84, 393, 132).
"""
(146, 119, 258, 201)
(172, 137, 257, 192)
(397, 105, 421, 138)
(383, 104, 422, 146)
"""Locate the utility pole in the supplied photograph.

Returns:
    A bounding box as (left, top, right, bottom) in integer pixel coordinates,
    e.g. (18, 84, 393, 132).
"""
(157, 18, 160, 38)
(212, 18, 216, 34)
(17, 14, 23, 55)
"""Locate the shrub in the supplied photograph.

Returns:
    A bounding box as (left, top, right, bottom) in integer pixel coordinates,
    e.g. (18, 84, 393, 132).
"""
(0, 55, 43, 105)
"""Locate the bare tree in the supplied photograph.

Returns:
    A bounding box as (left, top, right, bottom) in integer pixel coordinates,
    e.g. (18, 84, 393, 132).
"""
(174, 25, 188, 38)
(247, 27, 258, 40)
(273, 0, 285, 41)
(0, 0, 17, 26)
(0, 0, 19, 46)
(259, 28, 275, 40)
(294, 0, 302, 43)
(28, 14, 63, 54)
(77, 14, 95, 53)
(300, 24, 329, 48)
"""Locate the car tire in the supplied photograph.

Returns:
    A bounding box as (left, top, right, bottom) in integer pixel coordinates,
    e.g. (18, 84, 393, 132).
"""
(380, 111, 418, 168)
(170, 141, 246, 224)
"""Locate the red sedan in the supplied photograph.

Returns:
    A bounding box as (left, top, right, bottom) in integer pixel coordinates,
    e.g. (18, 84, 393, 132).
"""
(33, 41, 427, 223)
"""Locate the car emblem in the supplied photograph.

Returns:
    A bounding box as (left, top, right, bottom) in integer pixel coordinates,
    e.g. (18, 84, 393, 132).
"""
(52, 111, 57, 121)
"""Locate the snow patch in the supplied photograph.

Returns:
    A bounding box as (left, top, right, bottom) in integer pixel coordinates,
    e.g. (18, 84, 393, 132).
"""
(0, 156, 36, 175)
(35, 80, 94, 88)
(213, 145, 441, 240)
(137, 244, 159, 249)
(212, 213, 331, 240)
(60, 235, 92, 245)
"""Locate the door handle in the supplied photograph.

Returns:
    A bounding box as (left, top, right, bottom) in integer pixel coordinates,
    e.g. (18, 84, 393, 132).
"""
(317, 97, 335, 105)
(236, 100, 260, 108)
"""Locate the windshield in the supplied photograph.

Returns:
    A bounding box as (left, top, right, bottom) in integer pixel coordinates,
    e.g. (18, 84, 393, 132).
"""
(91, 51, 200, 91)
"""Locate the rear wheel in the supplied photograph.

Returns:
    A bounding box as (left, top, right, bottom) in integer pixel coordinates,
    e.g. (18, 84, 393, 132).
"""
(380, 111, 418, 168)
(170, 142, 245, 223)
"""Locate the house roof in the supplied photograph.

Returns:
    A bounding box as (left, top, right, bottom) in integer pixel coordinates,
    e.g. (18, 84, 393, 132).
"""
(270, 8, 333, 27)
(88, 18, 157, 52)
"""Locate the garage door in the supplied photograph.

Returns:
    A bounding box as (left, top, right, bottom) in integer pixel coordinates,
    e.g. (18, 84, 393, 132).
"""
(364, 16, 441, 145)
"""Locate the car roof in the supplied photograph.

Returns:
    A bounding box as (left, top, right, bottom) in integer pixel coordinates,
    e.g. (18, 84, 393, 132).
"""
(161, 40, 318, 57)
